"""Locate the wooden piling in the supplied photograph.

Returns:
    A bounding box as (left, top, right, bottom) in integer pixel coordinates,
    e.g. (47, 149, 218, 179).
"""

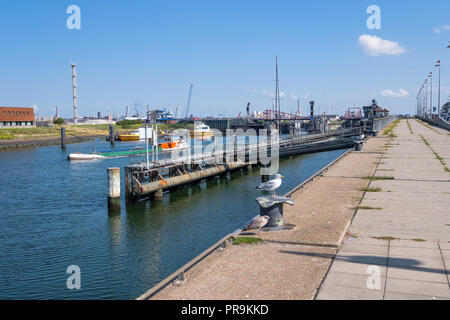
(60, 127, 66, 149)
(109, 124, 115, 145)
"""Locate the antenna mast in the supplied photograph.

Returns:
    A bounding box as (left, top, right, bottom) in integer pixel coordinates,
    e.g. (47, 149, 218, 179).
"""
(185, 83, 194, 119)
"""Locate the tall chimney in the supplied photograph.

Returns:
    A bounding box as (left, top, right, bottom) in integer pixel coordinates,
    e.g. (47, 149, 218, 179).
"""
(71, 63, 78, 125)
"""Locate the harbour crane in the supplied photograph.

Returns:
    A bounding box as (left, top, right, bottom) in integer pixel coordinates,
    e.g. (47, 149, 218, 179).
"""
(184, 83, 194, 119)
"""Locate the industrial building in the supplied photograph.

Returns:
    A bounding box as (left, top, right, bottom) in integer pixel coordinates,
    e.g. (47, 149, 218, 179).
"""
(0, 107, 35, 127)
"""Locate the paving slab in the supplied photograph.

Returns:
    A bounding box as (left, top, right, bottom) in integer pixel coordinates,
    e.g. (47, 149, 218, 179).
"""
(385, 278, 450, 298)
(384, 291, 448, 300)
(316, 284, 383, 300)
(387, 265, 448, 284)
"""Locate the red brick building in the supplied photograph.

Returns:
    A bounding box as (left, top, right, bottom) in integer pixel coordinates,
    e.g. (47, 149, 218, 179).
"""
(0, 107, 35, 127)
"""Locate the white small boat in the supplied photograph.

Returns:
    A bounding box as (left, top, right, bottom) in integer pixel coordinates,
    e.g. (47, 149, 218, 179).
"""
(68, 153, 106, 161)
(190, 122, 213, 140)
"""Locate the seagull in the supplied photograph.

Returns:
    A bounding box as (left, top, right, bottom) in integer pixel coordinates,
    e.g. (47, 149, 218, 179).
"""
(245, 215, 270, 234)
(255, 174, 284, 195)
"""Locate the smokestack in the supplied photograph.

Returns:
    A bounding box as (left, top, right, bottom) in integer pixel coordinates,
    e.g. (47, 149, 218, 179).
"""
(246, 102, 250, 118)
(310, 100, 315, 117)
(71, 63, 78, 125)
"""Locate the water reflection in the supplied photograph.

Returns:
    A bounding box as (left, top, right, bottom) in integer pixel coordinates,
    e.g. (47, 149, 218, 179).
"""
(0, 138, 349, 299)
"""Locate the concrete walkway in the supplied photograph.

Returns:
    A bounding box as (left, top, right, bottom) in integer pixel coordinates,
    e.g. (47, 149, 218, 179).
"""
(317, 119, 450, 300)
(150, 135, 389, 300)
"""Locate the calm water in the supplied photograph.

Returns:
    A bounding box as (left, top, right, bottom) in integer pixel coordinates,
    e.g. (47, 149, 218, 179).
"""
(0, 139, 348, 299)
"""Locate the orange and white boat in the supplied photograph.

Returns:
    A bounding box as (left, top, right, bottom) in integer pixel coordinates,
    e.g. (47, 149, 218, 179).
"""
(158, 136, 189, 151)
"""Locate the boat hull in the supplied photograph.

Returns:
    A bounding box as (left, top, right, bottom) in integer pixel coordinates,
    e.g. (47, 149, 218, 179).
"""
(118, 135, 140, 141)
(68, 153, 106, 161)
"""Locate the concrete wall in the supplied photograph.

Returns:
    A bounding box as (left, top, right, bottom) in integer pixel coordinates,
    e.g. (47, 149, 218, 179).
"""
(429, 117, 450, 131)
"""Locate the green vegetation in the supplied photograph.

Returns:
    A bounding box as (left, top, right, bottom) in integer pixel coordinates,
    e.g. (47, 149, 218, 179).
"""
(420, 135, 450, 173)
(232, 236, 263, 245)
(53, 117, 65, 125)
(383, 119, 400, 136)
(358, 187, 382, 192)
(0, 122, 194, 140)
(373, 236, 399, 241)
(406, 119, 413, 134)
(354, 206, 383, 210)
(362, 176, 395, 181)
(412, 238, 426, 242)
(377, 169, 394, 171)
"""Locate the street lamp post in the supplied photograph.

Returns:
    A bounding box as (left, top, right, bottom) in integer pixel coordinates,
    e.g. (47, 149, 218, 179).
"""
(429, 72, 433, 117)
(435, 60, 441, 117)
(424, 79, 428, 118)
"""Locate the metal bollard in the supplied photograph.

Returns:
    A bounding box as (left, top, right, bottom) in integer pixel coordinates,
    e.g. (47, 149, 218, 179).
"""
(255, 195, 294, 230)
(354, 141, 363, 151)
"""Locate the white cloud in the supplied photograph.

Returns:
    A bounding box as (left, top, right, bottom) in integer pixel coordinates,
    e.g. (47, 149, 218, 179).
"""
(290, 94, 298, 100)
(261, 90, 286, 98)
(380, 88, 409, 98)
(358, 34, 406, 56)
(261, 90, 273, 98)
(433, 25, 450, 34)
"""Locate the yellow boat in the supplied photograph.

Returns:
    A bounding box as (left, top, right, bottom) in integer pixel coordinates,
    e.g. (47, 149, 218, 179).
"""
(118, 129, 140, 141)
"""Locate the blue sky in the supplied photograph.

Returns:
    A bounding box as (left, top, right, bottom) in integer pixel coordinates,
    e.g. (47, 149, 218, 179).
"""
(0, 0, 449, 118)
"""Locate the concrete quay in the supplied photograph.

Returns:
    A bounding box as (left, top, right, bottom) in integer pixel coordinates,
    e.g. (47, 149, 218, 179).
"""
(317, 118, 450, 300)
(143, 119, 450, 300)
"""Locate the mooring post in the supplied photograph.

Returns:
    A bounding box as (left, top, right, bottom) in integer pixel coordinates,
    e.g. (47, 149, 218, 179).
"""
(255, 195, 294, 230)
(60, 126, 66, 149)
(109, 124, 115, 145)
(107, 167, 120, 212)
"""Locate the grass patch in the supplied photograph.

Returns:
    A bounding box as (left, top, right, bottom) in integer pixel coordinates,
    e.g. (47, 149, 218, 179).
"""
(415, 119, 440, 134)
(373, 236, 399, 241)
(412, 238, 426, 242)
(358, 187, 382, 192)
(420, 135, 450, 173)
(406, 119, 413, 134)
(377, 169, 394, 171)
(0, 122, 194, 140)
(362, 176, 395, 181)
(354, 206, 383, 210)
(383, 119, 400, 136)
(233, 236, 263, 245)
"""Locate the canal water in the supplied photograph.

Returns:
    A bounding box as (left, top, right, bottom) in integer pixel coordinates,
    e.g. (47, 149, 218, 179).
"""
(0, 139, 349, 299)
